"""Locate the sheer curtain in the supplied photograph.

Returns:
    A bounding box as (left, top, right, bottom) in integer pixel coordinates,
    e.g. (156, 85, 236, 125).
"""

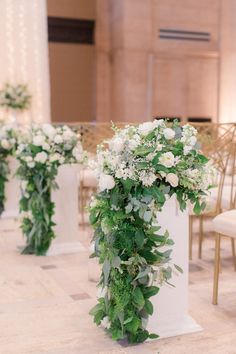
(0, 0, 50, 124)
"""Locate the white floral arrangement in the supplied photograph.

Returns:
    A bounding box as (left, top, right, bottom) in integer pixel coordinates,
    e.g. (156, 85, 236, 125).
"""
(0, 124, 18, 215)
(16, 124, 85, 255)
(89, 119, 214, 343)
(96, 120, 212, 202)
(0, 83, 31, 111)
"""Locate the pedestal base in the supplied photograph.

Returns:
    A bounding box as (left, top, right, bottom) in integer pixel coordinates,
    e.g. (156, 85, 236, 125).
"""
(147, 314, 202, 340)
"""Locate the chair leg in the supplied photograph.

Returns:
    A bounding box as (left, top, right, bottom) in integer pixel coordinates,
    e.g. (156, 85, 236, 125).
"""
(231, 238, 236, 271)
(189, 216, 193, 260)
(213, 234, 221, 305)
(198, 216, 204, 259)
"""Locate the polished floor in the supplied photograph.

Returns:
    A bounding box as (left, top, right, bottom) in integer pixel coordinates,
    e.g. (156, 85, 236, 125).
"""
(0, 219, 236, 354)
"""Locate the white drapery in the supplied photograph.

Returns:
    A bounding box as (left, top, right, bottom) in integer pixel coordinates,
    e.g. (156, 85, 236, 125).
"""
(0, 0, 50, 124)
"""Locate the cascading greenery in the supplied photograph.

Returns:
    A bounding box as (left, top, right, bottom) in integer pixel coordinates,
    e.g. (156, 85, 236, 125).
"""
(0, 125, 17, 216)
(89, 120, 214, 343)
(16, 124, 85, 256)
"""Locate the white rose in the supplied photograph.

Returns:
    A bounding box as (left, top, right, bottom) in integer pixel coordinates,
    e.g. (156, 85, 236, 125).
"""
(159, 152, 175, 168)
(166, 173, 179, 187)
(27, 161, 35, 168)
(42, 124, 56, 139)
(138, 122, 155, 136)
(109, 136, 124, 152)
(163, 128, 175, 140)
(33, 135, 45, 146)
(34, 151, 48, 164)
(99, 174, 115, 192)
(1, 139, 10, 150)
(54, 134, 63, 144)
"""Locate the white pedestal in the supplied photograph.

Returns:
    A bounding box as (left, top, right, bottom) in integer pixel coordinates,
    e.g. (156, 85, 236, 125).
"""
(1, 157, 20, 219)
(147, 196, 202, 338)
(47, 164, 85, 256)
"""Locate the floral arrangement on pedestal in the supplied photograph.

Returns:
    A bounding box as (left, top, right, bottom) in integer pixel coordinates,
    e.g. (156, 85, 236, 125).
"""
(89, 120, 214, 343)
(0, 124, 17, 215)
(16, 124, 85, 256)
(0, 83, 31, 111)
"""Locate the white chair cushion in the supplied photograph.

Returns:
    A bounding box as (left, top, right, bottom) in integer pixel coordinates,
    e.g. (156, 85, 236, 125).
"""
(77, 169, 98, 188)
(213, 209, 236, 238)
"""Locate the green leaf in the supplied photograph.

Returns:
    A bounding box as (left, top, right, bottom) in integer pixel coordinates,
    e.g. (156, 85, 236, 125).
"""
(142, 286, 160, 299)
(174, 264, 183, 274)
(135, 230, 145, 248)
(121, 178, 135, 193)
(126, 316, 141, 334)
(144, 299, 153, 315)
(102, 258, 111, 285)
(149, 333, 159, 339)
(132, 287, 145, 310)
(193, 200, 201, 215)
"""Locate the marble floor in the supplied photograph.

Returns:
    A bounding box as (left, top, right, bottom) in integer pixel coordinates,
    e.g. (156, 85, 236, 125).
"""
(0, 219, 236, 354)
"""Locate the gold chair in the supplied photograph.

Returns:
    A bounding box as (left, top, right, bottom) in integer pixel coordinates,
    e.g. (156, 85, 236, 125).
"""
(189, 124, 236, 260)
(212, 205, 236, 304)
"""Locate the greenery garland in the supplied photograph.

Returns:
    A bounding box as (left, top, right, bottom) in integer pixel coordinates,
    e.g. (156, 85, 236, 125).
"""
(16, 124, 85, 255)
(89, 120, 214, 343)
(0, 125, 17, 215)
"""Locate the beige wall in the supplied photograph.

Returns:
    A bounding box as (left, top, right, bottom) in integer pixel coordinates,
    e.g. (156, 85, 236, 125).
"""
(96, 0, 221, 123)
(47, 0, 96, 123)
(47, 0, 96, 19)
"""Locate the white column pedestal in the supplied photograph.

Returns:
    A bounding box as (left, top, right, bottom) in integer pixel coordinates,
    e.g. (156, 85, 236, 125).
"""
(1, 157, 20, 219)
(47, 164, 85, 256)
(147, 196, 202, 338)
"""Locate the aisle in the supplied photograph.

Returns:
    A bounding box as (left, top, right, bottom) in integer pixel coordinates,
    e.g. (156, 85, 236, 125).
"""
(0, 220, 236, 354)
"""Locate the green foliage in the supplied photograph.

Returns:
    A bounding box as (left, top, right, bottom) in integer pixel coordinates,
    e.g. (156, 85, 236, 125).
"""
(17, 164, 57, 255)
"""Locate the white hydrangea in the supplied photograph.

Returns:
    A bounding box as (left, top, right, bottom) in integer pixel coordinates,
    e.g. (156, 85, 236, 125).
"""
(34, 151, 48, 164)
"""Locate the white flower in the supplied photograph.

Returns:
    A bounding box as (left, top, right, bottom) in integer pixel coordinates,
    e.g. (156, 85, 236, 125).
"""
(50, 153, 61, 163)
(72, 145, 83, 161)
(59, 156, 65, 164)
(159, 152, 175, 168)
(1, 139, 10, 149)
(62, 128, 74, 141)
(166, 173, 179, 187)
(34, 151, 48, 164)
(99, 174, 115, 192)
(163, 128, 175, 140)
(139, 170, 157, 186)
(27, 161, 35, 168)
(100, 316, 111, 329)
(54, 134, 63, 144)
(183, 145, 192, 155)
(42, 142, 50, 151)
(109, 136, 124, 153)
(138, 122, 155, 136)
(33, 135, 45, 146)
(17, 143, 25, 153)
(97, 286, 108, 298)
(189, 136, 197, 146)
(42, 124, 56, 139)
(25, 156, 33, 162)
